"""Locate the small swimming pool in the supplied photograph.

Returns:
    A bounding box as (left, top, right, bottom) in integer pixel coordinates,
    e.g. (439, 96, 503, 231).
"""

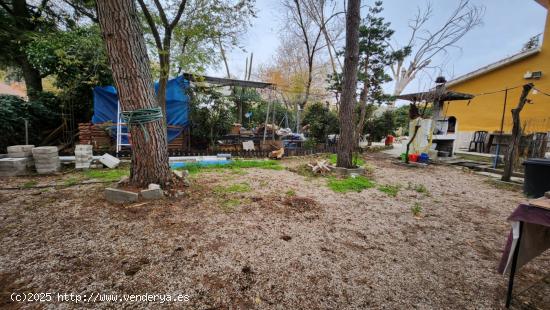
(170, 159, 232, 169)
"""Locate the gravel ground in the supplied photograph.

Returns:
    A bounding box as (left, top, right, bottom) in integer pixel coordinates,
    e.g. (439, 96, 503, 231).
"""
(0, 154, 548, 309)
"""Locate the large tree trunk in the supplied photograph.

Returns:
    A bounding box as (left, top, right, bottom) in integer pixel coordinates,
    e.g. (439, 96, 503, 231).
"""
(97, 0, 172, 188)
(502, 83, 534, 182)
(336, 0, 360, 168)
(15, 54, 43, 100)
(157, 33, 171, 121)
(354, 76, 370, 147)
(12, 0, 43, 100)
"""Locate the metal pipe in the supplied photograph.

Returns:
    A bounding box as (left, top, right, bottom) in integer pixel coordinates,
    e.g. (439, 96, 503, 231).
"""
(24, 119, 29, 145)
(494, 89, 509, 168)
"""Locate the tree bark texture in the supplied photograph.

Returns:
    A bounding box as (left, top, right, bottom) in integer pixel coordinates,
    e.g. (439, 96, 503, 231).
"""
(96, 0, 172, 187)
(337, 0, 360, 168)
(11, 0, 43, 100)
(502, 83, 534, 182)
(354, 75, 370, 148)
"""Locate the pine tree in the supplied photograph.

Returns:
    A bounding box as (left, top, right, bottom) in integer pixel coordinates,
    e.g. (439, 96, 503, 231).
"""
(96, 0, 172, 188)
(355, 1, 410, 142)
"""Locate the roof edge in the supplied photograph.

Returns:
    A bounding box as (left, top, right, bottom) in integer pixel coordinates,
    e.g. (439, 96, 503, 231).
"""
(447, 47, 541, 87)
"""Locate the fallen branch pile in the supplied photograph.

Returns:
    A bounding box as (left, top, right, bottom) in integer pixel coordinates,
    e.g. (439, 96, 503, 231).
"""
(307, 160, 332, 174)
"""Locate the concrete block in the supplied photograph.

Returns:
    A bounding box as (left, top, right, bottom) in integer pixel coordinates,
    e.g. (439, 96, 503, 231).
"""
(7, 145, 34, 153)
(0, 158, 28, 176)
(105, 187, 139, 204)
(99, 153, 120, 169)
(34, 158, 60, 165)
(32, 153, 58, 159)
(75, 144, 93, 152)
(35, 163, 60, 168)
(140, 188, 163, 200)
(148, 183, 161, 190)
(7, 151, 32, 158)
(32, 146, 58, 155)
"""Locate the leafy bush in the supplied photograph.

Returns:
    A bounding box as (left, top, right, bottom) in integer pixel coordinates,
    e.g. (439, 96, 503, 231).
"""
(364, 110, 397, 142)
(302, 102, 339, 143)
(26, 25, 113, 124)
(0, 93, 60, 152)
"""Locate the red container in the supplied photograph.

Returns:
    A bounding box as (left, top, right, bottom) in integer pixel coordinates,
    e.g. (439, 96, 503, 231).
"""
(408, 153, 419, 162)
(385, 135, 395, 146)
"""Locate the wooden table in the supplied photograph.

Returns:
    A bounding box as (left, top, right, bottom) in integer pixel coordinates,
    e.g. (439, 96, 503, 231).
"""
(498, 201, 550, 307)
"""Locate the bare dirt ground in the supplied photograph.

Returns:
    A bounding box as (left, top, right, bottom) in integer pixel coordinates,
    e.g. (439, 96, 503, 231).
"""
(0, 153, 548, 309)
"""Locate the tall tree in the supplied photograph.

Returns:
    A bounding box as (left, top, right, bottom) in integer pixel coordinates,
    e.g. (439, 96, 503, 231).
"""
(502, 83, 534, 182)
(97, 0, 172, 187)
(0, 0, 97, 100)
(0, 0, 51, 100)
(355, 1, 407, 143)
(336, 0, 360, 168)
(136, 0, 188, 119)
(137, 0, 255, 120)
(390, 0, 483, 100)
(282, 0, 326, 133)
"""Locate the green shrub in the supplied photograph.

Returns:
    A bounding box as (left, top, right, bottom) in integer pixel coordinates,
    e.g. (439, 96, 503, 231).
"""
(0, 93, 60, 152)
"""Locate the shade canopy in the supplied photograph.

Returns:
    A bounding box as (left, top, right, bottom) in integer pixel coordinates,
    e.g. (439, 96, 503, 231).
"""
(396, 88, 474, 102)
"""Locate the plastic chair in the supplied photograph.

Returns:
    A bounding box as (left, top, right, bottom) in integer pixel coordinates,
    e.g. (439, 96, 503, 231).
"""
(468, 131, 488, 153)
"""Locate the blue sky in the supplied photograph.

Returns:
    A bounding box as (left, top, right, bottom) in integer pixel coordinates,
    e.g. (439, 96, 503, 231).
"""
(210, 0, 547, 94)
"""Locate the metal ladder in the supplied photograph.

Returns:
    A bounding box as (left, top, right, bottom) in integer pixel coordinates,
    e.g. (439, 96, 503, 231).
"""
(116, 100, 131, 156)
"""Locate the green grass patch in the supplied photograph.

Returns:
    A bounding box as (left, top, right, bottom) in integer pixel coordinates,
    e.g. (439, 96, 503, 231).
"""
(64, 177, 79, 186)
(214, 182, 251, 195)
(457, 153, 492, 163)
(285, 189, 296, 197)
(378, 184, 400, 197)
(484, 179, 521, 192)
(177, 160, 283, 174)
(220, 199, 242, 212)
(407, 182, 430, 195)
(22, 180, 38, 188)
(327, 154, 365, 167)
(327, 176, 375, 193)
(411, 202, 422, 217)
(84, 168, 129, 182)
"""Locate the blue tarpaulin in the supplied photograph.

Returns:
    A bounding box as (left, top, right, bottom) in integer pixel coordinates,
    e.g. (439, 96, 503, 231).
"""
(92, 76, 190, 142)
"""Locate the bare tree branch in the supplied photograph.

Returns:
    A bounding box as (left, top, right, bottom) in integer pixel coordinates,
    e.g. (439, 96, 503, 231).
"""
(390, 0, 484, 100)
(137, 0, 163, 51)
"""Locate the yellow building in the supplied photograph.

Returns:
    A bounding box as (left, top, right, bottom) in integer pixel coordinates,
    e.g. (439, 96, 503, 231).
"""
(446, 0, 550, 148)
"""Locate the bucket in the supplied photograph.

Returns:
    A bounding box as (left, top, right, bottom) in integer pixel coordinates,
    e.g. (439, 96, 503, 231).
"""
(385, 135, 395, 146)
(419, 153, 429, 163)
(408, 153, 419, 162)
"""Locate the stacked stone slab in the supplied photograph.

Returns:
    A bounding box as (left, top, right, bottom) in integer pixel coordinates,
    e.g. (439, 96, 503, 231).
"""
(7, 145, 35, 168)
(7, 145, 34, 158)
(75, 144, 93, 169)
(32, 146, 60, 174)
(0, 158, 29, 176)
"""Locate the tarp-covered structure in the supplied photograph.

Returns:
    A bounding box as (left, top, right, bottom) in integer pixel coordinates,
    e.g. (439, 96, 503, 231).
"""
(92, 76, 190, 142)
